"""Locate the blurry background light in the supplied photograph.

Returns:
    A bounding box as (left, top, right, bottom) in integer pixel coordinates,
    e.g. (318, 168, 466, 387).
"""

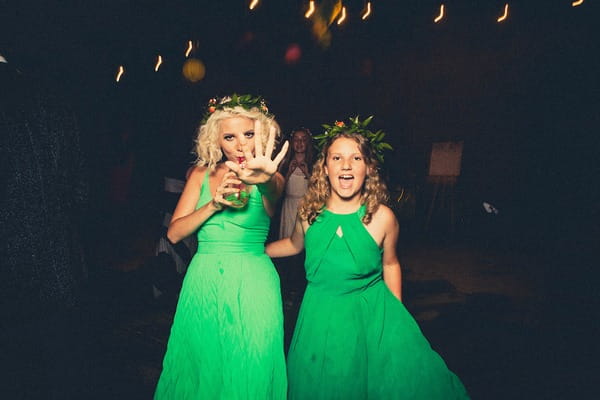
(154, 55, 162, 72)
(182, 58, 206, 82)
(284, 43, 302, 65)
(337, 6, 346, 25)
(115, 65, 124, 82)
(434, 4, 445, 23)
(185, 40, 193, 58)
(497, 4, 509, 22)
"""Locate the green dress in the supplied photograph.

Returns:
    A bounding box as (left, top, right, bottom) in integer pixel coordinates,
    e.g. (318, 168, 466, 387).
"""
(155, 171, 287, 399)
(287, 206, 469, 399)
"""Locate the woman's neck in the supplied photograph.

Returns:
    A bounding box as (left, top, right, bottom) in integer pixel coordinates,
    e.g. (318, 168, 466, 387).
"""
(326, 196, 362, 214)
(294, 153, 305, 162)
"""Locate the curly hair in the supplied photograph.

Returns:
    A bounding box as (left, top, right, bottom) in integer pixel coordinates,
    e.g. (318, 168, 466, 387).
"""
(299, 132, 389, 225)
(194, 105, 281, 170)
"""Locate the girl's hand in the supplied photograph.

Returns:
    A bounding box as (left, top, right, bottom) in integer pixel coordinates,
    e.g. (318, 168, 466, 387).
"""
(211, 171, 242, 210)
(225, 120, 289, 185)
(289, 159, 298, 172)
(298, 161, 309, 178)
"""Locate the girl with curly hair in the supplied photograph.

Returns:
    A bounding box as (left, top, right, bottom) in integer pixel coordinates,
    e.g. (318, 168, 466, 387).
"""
(155, 95, 289, 399)
(267, 118, 469, 399)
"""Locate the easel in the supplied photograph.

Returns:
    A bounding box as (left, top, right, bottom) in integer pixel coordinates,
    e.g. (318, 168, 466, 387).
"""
(423, 142, 463, 234)
(424, 175, 458, 233)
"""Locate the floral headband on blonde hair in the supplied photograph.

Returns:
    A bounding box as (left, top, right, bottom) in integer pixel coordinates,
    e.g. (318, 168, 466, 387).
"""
(314, 116, 393, 163)
(201, 93, 272, 124)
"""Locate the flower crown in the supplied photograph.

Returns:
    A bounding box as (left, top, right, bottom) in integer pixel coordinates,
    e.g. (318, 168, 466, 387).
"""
(314, 116, 393, 163)
(201, 93, 272, 124)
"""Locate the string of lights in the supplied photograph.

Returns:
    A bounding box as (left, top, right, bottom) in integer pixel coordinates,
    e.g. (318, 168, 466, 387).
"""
(113, 1, 588, 83)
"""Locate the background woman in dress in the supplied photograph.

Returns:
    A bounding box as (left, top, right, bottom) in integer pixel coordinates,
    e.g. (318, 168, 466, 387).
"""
(279, 127, 313, 239)
(267, 116, 469, 399)
(276, 128, 313, 327)
(155, 94, 289, 399)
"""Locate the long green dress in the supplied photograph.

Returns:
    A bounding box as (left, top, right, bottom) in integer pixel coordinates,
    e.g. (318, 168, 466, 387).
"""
(155, 171, 287, 399)
(287, 206, 469, 399)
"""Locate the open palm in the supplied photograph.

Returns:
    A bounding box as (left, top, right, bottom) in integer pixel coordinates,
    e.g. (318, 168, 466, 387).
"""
(225, 120, 289, 185)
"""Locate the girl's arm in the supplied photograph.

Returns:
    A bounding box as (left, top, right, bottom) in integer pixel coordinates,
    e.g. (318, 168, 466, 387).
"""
(283, 159, 297, 181)
(266, 214, 305, 258)
(380, 207, 402, 301)
(167, 167, 237, 244)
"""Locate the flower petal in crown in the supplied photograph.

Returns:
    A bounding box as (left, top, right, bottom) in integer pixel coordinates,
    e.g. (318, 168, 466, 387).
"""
(201, 93, 272, 124)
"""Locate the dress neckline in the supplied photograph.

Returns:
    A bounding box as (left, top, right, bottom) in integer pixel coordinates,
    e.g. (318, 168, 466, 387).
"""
(324, 204, 366, 217)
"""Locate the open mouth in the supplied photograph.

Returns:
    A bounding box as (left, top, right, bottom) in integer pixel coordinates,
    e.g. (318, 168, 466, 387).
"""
(338, 174, 354, 189)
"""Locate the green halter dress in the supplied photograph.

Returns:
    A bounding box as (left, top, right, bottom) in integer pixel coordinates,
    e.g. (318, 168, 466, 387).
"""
(287, 206, 469, 399)
(155, 171, 287, 399)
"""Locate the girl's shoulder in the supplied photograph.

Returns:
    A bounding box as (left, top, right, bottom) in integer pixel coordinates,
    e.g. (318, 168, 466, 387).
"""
(370, 204, 398, 227)
(372, 203, 393, 216)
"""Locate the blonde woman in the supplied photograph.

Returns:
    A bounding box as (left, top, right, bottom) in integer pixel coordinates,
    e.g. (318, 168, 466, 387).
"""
(267, 117, 469, 399)
(155, 95, 289, 399)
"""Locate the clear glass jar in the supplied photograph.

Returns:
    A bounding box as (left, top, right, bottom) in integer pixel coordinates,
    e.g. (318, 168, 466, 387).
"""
(225, 157, 250, 208)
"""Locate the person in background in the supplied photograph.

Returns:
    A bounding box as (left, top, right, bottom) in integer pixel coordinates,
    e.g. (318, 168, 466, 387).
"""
(150, 157, 198, 302)
(275, 128, 313, 325)
(279, 127, 313, 239)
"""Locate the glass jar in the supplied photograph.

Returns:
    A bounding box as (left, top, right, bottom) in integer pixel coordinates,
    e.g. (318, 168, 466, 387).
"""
(225, 156, 250, 208)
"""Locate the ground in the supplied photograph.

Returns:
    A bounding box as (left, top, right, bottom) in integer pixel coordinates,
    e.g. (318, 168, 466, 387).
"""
(79, 209, 596, 399)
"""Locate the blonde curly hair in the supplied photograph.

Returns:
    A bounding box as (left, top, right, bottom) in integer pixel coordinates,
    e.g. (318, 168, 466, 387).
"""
(299, 132, 389, 225)
(194, 106, 281, 170)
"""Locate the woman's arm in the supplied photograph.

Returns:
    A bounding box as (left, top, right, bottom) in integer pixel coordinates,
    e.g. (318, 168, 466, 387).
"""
(380, 207, 402, 301)
(257, 171, 285, 215)
(266, 214, 306, 258)
(167, 167, 238, 244)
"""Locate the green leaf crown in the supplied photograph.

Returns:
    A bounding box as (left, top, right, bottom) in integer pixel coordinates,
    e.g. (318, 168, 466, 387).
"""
(314, 116, 393, 163)
(201, 93, 272, 124)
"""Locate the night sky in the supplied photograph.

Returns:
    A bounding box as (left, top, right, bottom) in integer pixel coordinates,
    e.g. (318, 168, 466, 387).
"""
(2, 0, 598, 247)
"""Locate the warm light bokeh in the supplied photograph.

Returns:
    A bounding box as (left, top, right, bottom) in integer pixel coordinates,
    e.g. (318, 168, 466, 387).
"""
(154, 55, 162, 72)
(337, 6, 346, 25)
(361, 2, 372, 21)
(305, 1, 315, 18)
(497, 4, 509, 22)
(434, 4, 445, 23)
(284, 44, 302, 65)
(185, 40, 193, 58)
(182, 58, 206, 82)
(115, 65, 124, 82)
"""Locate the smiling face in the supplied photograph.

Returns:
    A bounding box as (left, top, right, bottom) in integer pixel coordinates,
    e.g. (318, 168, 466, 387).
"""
(324, 137, 368, 204)
(218, 116, 255, 163)
(292, 130, 309, 154)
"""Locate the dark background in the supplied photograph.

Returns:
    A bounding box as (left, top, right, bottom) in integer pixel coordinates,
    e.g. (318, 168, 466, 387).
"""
(2, 1, 598, 396)
(3, 0, 597, 234)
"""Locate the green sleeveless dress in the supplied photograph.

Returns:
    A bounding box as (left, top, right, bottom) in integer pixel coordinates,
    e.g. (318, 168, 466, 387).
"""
(155, 172, 287, 399)
(287, 206, 469, 399)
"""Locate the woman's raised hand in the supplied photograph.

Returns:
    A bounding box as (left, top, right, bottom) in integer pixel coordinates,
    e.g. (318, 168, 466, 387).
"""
(225, 120, 289, 185)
